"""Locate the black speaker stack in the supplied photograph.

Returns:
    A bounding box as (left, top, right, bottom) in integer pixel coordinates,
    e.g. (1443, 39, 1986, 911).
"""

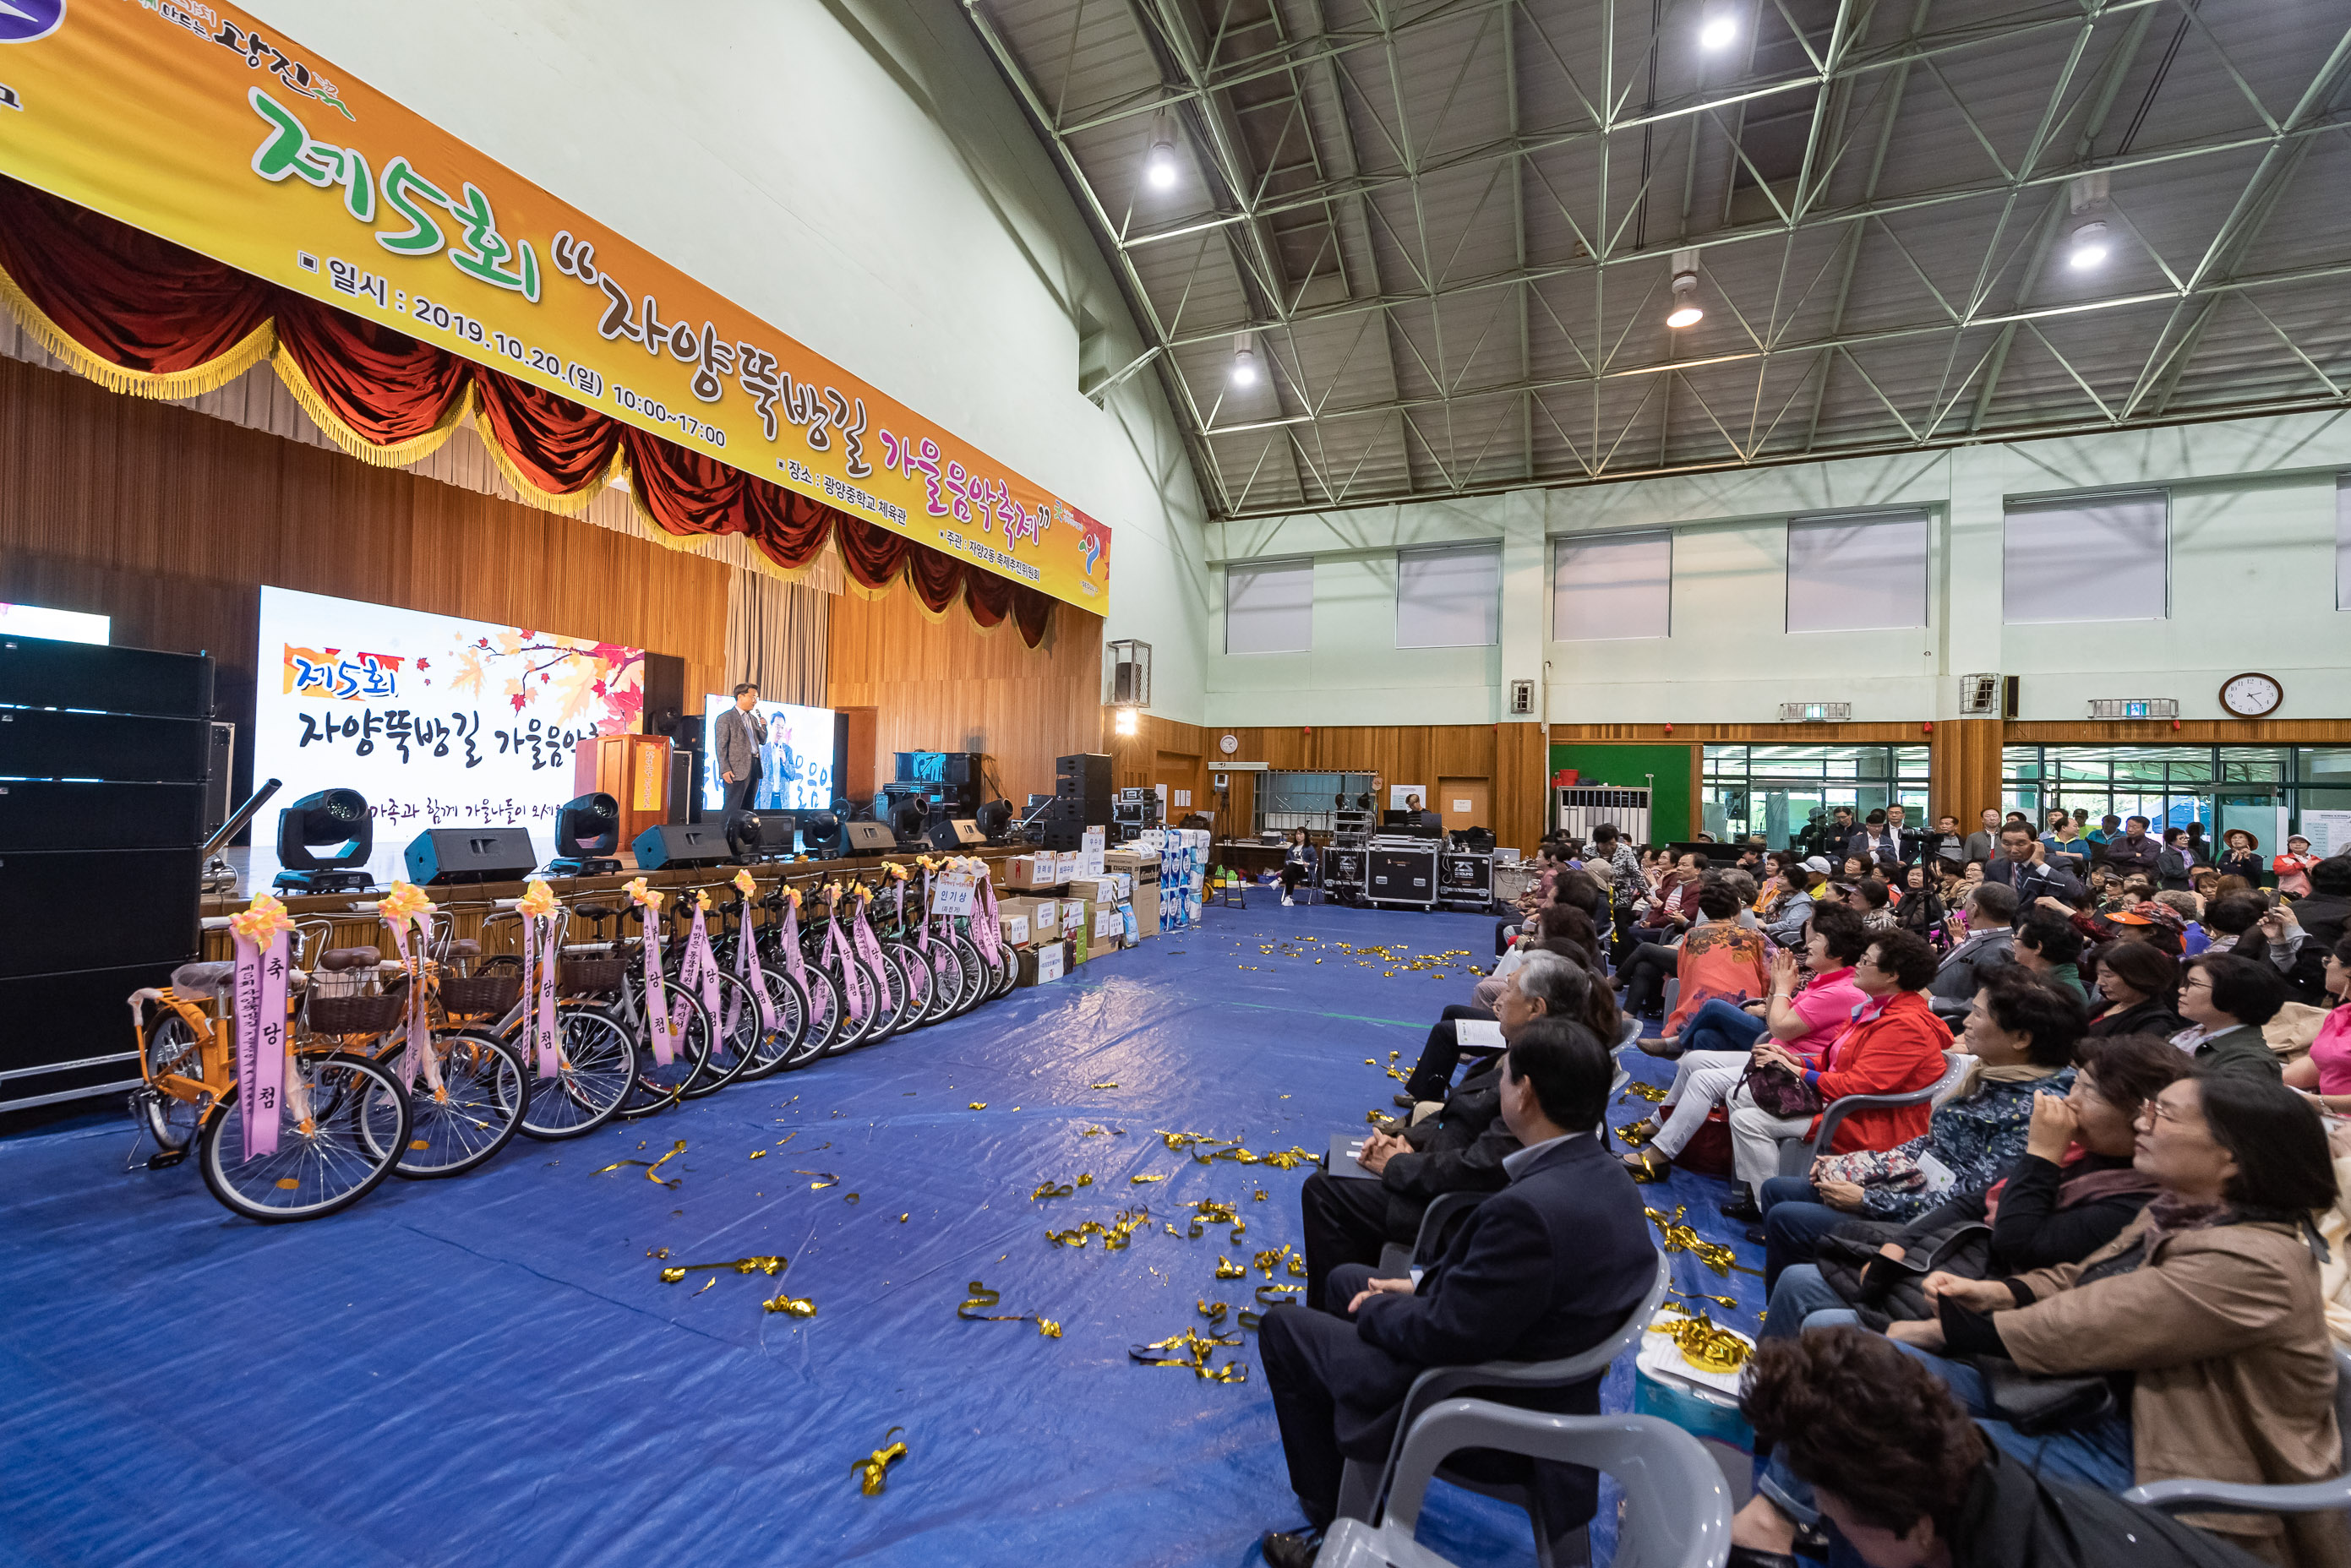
(0, 633, 213, 1113)
(1034, 752, 1111, 849)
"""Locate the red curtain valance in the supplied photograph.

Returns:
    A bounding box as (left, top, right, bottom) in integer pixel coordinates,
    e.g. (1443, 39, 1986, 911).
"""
(0, 175, 1054, 646)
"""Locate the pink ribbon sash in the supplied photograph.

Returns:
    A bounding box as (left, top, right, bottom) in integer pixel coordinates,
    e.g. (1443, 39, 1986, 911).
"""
(827, 904, 869, 1021)
(851, 896, 890, 1013)
(971, 868, 1001, 967)
(726, 896, 779, 1037)
(681, 903, 724, 1031)
(641, 906, 675, 1065)
(383, 915, 442, 1095)
(232, 930, 289, 1161)
(778, 896, 809, 987)
(523, 914, 559, 1078)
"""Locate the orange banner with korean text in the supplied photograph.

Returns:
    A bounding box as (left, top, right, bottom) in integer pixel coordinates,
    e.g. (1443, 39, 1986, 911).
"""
(0, 0, 1111, 612)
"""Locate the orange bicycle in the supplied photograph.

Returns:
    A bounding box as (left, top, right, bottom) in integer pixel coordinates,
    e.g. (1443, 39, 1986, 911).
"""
(130, 915, 413, 1222)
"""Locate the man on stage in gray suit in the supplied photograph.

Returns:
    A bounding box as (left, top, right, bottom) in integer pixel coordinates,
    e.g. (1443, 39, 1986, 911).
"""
(714, 683, 767, 816)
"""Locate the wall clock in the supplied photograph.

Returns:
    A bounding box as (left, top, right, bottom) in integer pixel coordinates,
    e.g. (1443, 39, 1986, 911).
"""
(2218, 672, 2283, 718)
(1219, 733, 1240, 754)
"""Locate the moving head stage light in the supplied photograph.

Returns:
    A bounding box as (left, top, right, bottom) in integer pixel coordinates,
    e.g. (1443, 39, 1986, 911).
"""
(546, 792, 623, 878)
(726, 809, 799, 863)
(799, 808, 845, 857)
(272, 787, 375, 894)
(974, 798, 1015, 844)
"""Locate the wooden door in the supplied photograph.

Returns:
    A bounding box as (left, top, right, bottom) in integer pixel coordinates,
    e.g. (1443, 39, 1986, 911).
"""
(1155, 750, 1202, 825)
(1437, 776, 1491, 832)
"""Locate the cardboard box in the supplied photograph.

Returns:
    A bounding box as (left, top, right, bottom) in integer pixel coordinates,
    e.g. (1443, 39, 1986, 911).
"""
(1104, 851, 1159, 888)
(1059, 898, 1089, 939)
(1070, 923, 1088, 966)
(997, 897, 1058, 941)
(1131, 896, 1159, 938)
(998, 912, 1031, 947)
(1016, 939, 1069, 987)
(1006, 854, 1062, 891)
(1077, 826, 1106, 878)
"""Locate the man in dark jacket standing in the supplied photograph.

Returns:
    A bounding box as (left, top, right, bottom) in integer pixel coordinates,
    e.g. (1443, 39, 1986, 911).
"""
(1257, 1018, 1656, 1567)
(1297, 951, 1585, 1307)
(712, 682, 767, 816)
(1981, 825, 2083, 912)
(2102, 814, 2162, 878)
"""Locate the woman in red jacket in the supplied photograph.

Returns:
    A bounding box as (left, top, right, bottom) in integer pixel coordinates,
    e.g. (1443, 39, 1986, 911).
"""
(1720, 926, 1952, 1223)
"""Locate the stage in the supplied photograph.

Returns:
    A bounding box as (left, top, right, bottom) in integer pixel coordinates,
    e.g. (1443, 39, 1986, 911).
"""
(0, 901, 1754, 1566)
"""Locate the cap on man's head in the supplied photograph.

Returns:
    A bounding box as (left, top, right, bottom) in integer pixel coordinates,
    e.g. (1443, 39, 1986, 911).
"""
(1802, 856, 1832, 875)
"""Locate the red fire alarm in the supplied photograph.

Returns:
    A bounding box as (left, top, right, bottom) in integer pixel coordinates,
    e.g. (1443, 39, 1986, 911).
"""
(1302, 726, 1312, 735)
(2172, 718, 2181, 732)
(1923, 721, 1934, 733)
(1664, 721, 1673, 734)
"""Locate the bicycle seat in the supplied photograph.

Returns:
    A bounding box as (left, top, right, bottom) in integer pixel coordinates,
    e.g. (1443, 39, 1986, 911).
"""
(445, 939, 482, 959)
(574, 902, 619, 923)
(171, 961, 237, 996)
(319, 947, 383, 972)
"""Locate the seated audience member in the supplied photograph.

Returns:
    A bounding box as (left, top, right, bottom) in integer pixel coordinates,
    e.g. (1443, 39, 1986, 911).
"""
(1892, 863, 1948, 952)
(1733, 1327, 2270, 1568)
(1762, 1032, 2181, 1337)
(2014, 914, 2090, 1004)
(2273, 836, 2321, 899)
(1719, 928, 1952, 1226)
(1763, 863, 1821, 950)
(2087, 940, 2186, 1038)
(1928, 882, 2019, 1007)
(1757, 968, 2081, 1278)
(1620, 906, 1871, 1178)
(2294, 856, 2351, 953)
(1840, 853, 1874, 885)
(2202, 891, 2326, 1003)
(2285, 934, 2351, 1113)
(1469, 901, 1603, 1013)
(1629, 851, 1705, 941)
(1492, 844, 1560, 956)
(2173, 954, 2288, 1081)
(1256, 1019, 1655, 1567)
(1619, 876, 1762, 1020)
(1404, 922, 1620, 1104)
(1301, 953, 1593, 1307)
(1854, 877, 1897, 933)
(1880, 1073, 2343, 1568)
(1279, 827, 1315, 905)
(2154, 889, 2212, 956)
(2217, 830, 2266, 886)
(1650, 879, 1772, 1032)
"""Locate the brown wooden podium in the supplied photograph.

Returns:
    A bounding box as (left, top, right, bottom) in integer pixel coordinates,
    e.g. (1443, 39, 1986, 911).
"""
(575, 733, 671, 853)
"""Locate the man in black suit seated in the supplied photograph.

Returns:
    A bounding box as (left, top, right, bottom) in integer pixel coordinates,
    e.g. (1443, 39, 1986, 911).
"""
(1296, 950, 1591, 1310)
(1257, 1017, 1657, 1567)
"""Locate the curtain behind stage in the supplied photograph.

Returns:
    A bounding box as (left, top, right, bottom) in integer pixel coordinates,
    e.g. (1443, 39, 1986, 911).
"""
(0, 175, 1057, 647)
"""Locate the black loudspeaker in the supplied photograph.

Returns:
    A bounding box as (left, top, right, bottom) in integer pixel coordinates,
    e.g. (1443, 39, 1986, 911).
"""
(666, 746, 698, 825)
(632, 822, 729, 871)
(0, 633, 214, 716)
(641, 652, 686, 737)
(926, 819, 984, 850)
(0, 960, 178, 1104)
(839, 821, 894, 854)
(0, 848, 201, 977)
(0, 781, 208, 851)
(404, 826, 538, 885)
(0, 708, 211, 782)
(1055, 752, 1112, 825)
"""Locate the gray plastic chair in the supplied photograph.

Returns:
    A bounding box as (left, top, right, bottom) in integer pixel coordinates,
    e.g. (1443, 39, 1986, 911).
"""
(1333, 1253, 1673, 1565)
(2124, 1343, 2351, 1518)
(1774, 1048, 1968, 1179)
(1315, 1402, 1732, 1568)
(1374, 1188, 1490, 1282)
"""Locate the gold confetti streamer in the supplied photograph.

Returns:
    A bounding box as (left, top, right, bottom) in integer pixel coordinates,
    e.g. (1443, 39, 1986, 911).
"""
(693, 1278, 715, 1296)
(1649, 1302, 1753, 1375)
(1032, 1181, 1074, 1201)
(1129, 1327, 1247, 1382)
(764, 1293, 818, 1316)
(749, 1150, 768, 1160)
(1197, 1298, 1230, 1325)
(593, 1139, 688, 1187)
(1625, 1081, 1669, 1103)
(958, 1281, 1063, 1337)
(853, 1428, 907, 1494)
(1670, 1286, 1741, 1309)
(1045, 1208, 1151, 1250)
(660, 1254, 787, 1283)
(1088, 1081, 1119, 1090)
(1130, 1173, 1166, 1184)
(1645, 1205, 1761, 1277)
(1076, 1174, 1094, 1187)
(968, 1102, 988, 1111)
(1214, 1256, 1247, 1280)
(1252, 1245, 1298, 1278)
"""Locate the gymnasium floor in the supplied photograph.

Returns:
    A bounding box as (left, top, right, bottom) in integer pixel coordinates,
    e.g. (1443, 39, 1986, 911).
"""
(0, 901, 1759, 1567)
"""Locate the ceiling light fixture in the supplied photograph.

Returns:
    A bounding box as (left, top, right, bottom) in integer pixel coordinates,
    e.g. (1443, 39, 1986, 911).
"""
(2067, 220, 2109, 270)
(1144, 115, 1178, 191)
(1698, 11, 1737, 49)
(1231, 331, 1258, 386)
(1666, 253, 1704, 329)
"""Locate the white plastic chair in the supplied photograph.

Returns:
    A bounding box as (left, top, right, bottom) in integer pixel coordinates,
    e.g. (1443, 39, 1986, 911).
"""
(1773, 1048, 1968, 1179)
(2125, 1343, 2351, 1519)
(1332, 1253, 1673, 1565)
(1316, 1402, 1732, 1568)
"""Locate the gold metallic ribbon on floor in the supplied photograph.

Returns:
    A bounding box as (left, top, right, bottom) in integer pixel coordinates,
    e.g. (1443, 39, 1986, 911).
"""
(1649, 1302, 1753, 1375)
(1130, 1327, 1247, 1382)
(660, 1255, 786, 1284)
(1625, 1081, 1669, 1103)
(1645, 1204, 1762, 1277)
(1214, 1255, 1247, 1279)
(1032, 1181, 1073, 1200)
(1171, 1199, 1244, 1242)
(958, 1281, 1063, 1338)
(764, 1293, 818, 1316)
(854, 1428, 908, 1494)
(1197, 1298, 1229, 1325)
(1252, 1245, 1302, 1278)
(1045, 1207, 1150, 1250)
(1237, 1282, 1306, 1330)
(596, 1140, 687, 1187)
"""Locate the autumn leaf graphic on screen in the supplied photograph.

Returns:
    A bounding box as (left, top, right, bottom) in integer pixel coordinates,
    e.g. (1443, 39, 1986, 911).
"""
(441, 629, 644, 732)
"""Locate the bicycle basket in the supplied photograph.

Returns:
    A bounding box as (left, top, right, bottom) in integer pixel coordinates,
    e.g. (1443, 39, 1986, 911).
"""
(306, 992, 406, 1036)
(437, 975, 521, 1016)
(559, 957, 627, 995)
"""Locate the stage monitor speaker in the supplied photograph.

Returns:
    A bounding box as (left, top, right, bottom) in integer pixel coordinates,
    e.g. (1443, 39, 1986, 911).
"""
(0, 634, 213, 718)
(632, 822, 729, 871)
(925, 819, 983, 850)
(0, 709, 212, 783)
(405, 826, 537, 885)
(641, 652, 686, 738)
(839, 821, 894, 854)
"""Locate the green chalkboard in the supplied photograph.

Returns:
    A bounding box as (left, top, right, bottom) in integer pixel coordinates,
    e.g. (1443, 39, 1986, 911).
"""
(1546, 743, 1697, 842)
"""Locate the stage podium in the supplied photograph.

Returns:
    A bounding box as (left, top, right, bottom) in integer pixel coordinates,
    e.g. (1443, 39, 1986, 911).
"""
(575, 734, 671, 857)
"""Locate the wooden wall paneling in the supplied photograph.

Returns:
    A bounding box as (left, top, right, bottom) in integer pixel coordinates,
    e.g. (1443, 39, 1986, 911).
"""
(1928, 719, 2005, 823)
(0, 355, 732, 813)
(826, 585, 1104, 808)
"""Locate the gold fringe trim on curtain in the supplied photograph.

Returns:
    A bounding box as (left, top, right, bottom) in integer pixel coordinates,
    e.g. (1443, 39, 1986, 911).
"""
(466, 401, 620, 515)
(270, 346, 473, 467)
(614, 457, 841, 591)
(0, 261, 276, 399)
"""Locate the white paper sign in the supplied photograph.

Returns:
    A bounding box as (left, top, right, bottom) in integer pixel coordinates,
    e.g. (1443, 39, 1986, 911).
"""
(928, 871, 976, 917)
(1034, 943, 1065, 983)
(1456, 1018, 1504, 1050)
(2305, 810, 2351, 858)
(1452, 798, 1472, 814)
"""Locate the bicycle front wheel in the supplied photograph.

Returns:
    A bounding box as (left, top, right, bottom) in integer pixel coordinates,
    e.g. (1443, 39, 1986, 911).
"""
(782, 963, 841, 1069)
(617, 980, 711, 1119)
(679, 971, 760, 1098)
(736, 967, 810, 1081)
(518, 1004, 638, 1140)
(198, 1052, 412, 1222)
(392, 1029, 526, 1179)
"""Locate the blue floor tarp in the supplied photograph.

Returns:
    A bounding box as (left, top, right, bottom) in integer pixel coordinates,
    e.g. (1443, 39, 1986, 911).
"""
(0, 901, 1759, 1566)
